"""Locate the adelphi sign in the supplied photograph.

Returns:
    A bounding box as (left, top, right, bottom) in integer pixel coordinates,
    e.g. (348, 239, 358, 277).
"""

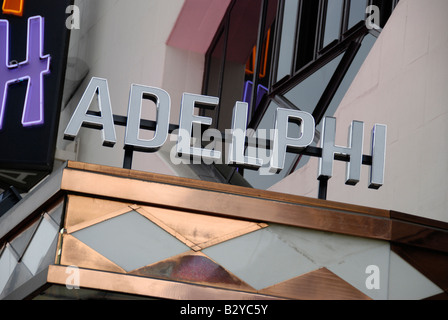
(64, 77, 387, 190)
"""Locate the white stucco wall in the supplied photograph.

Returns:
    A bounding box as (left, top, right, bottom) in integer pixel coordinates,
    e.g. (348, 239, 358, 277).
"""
(270, 0, 448, 223)
(57, 0, 205, 175)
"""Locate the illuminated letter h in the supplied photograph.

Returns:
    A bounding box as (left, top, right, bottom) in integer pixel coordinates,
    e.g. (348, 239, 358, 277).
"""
(0, 16, 50, 129)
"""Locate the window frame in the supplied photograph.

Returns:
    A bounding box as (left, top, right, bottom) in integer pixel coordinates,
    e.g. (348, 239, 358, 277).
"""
(202, 0, 398, 190)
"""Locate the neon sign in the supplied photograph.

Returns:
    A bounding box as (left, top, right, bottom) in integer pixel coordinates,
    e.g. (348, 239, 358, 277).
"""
(64, 78, 387, 192)
(0, 15, 50, 129)
(2, 0, 24, 17)
(0, 0, 72, 192)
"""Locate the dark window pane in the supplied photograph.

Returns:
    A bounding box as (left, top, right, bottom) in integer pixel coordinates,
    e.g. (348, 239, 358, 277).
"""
(295, 0, 320, 71)
(292, 34, 377, 175)
(205, 30, 225, 99)
(276, 0, 299, 81)
(219, 0, 263, 132)
(316, 33, 377, 134)
(348, 0, 368, 30)
(203, 30, 225, 122)
(203, 0, 278, 133)
(322, 0, 344, 48)
(284, 53, 344, 114)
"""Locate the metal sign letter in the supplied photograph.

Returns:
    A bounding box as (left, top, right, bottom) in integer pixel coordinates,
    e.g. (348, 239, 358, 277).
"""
(125, 84, 171, 152)
(64, 77, 117, 147)
(318, 117, 364, 186)
(269, 108, 315, 174)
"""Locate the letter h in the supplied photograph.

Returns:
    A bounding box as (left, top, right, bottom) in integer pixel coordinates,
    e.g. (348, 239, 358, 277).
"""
(0, 16, 50, 130)
(318, 117, 387, 188)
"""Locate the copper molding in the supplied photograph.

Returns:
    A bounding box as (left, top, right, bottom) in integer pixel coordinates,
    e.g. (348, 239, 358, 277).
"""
(61, 167, 391, 241)
(65, 196, 132, 229)
(260, 268, 372, 300)
(135, 205, 267, 251)
(60, 235, 126, 274)
(131, 251, 256, 292)
(66, 161, 390, 218)
(56, 161, 448, 253)
(46, 265, 282, 300)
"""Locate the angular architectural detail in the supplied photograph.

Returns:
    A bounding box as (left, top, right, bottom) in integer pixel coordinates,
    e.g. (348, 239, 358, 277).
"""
(60, 235, 126, 274)
(391, 243, 448, 293)
(70, 210, 191, 272)
(202, 227, 320, 290)
(388, 251, 444, 300)
(136, 205, 268, 251)
(1, 162, 447, 300)
(131, 251, 255, 292)
(65, 196, 133, 230)
(260, 268, 372, 300)
(0, 202, 63, 299)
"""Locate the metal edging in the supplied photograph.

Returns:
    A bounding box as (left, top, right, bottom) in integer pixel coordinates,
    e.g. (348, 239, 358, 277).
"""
(46, 265, 282, 300)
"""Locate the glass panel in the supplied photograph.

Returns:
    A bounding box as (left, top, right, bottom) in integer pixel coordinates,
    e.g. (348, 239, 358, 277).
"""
(219, 0, 263, 132)
(0, 262, 33, 299)
(284, 53, 344, 114)
(204, 0, 277, 131)
(202, 228, 317, 290)
(206, 30, 225, 99)
(36, 235, 59, 274)
(295, 0, 320, 71)
(22, 214, 59, 275)
(348, 0, 367, 30)
(47, 201, 64, 228)
(72, 210, 190, 272)
(201, 31, 225, 128)
(276, 0, 299, 81)
(9, 219, 39, 259)
(293, 34, 377, 174)
(0, 245, 18, 295)
(203, 30, 225, 124)
(316, 33, 376, 133)
(322, 0, 344, 48)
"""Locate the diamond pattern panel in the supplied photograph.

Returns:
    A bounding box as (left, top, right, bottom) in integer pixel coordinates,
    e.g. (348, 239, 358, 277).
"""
(388, 252, 443, 300)
(63, 198, 446, 300)
(0, 245, 18, 295)
(72, 210, 191, 272)
(391, 243, 448, 292)
(61, 235, 126, 274)
(265, 224, 391, 300)
(0, 202, 63, 299)
(66, 196, 132, 229)
(260, 268, 372, 300)
(22, 214, 59, 275)
(327, 244, 390, 300)
(202, 228, 318, 290)
(136, 205, 267, 251)
(131, 251, 255, 292)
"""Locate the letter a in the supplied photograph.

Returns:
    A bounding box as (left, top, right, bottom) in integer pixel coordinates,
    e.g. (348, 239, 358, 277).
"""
(64, 77, 117, 147)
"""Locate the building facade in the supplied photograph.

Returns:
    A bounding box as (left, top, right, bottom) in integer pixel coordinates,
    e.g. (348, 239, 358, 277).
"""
(0, 0, 447, 300)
